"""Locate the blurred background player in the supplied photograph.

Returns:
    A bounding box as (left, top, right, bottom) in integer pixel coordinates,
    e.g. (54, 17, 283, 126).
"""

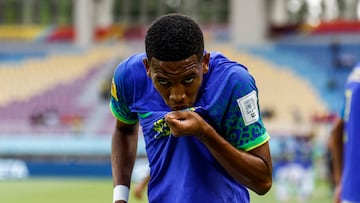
(274, 133, 315, 203)
(132, 174, 150, 200)
(329, 63, 360, 203)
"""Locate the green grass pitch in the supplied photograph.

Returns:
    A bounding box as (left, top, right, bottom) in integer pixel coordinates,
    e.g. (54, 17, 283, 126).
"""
(0, 178, 332, 203)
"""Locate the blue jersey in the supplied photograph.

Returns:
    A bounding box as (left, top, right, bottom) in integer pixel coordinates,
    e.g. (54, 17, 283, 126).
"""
(110, 52, 270, 203)
(341, 64, 360, 202)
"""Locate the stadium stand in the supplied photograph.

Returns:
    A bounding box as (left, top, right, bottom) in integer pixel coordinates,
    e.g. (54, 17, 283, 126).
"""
(250, 40, 359, 114)
(0, 44, 119, 136)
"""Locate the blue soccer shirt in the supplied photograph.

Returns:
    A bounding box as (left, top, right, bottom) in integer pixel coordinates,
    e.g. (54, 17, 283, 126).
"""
(110, 52, 270, 203)
(341, 64, 360, 202)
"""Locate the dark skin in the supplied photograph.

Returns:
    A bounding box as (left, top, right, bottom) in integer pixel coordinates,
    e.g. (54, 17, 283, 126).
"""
(329, 117, 344, 203)
(112, 121, 139, 203)
(112, 52, 272, 202)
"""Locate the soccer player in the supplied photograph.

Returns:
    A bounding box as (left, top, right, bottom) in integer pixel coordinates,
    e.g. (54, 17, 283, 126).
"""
(329, 63, 360, 203)
(110, 13, 272, 203)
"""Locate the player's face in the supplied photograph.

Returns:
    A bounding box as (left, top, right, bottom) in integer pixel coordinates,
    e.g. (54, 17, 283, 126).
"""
(143, 53, 209, 111)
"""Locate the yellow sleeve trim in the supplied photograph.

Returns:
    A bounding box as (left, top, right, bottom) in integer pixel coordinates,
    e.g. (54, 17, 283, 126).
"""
(109, 102, 138, 124)
(242, 131, 270, 152)
(111, 78, 119, 101)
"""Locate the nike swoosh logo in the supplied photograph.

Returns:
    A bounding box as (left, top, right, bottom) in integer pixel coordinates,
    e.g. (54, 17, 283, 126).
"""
(138, 112, 153, 118)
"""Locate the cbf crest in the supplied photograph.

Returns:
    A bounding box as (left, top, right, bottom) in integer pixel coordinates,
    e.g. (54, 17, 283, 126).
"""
(153, 117, 171, 139)
(152, 107, 200, 139)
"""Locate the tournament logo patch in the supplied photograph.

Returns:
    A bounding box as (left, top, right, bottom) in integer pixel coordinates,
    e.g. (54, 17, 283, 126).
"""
(236, 90, 259, 126)
(111, 78, 119, 101)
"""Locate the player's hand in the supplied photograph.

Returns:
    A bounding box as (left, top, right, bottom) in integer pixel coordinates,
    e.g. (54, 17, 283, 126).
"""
(164, 110, 209, 137)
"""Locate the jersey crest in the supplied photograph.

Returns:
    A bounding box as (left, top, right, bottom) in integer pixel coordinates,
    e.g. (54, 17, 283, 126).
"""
(153, 117, 171, 139)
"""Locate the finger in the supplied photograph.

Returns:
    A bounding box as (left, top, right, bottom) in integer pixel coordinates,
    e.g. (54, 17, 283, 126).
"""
(165, 115, 184, 127)
(165, 111, 191, 120)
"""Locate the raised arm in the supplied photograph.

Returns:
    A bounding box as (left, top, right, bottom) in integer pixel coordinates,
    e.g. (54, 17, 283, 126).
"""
(111, 120, 140, 203)
(165, 111, 272, 195)
(199, 124, 272, 195)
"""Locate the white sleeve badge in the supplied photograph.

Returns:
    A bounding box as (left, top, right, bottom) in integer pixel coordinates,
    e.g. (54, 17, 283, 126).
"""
(236, 90, 259, 126)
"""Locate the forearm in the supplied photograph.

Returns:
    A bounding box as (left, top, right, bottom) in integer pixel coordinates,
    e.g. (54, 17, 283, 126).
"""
(111, 123, 139, 187)
(198, 125, 272, 195)
(164, 111, 272, 194)
(330, 119, 344, 185)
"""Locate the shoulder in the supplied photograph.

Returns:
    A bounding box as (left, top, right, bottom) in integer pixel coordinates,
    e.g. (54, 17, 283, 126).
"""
(113, 53, 147, 84)
(347, 63, 360, 84)
(114, 53, 146, 76)
(207, 51, 255, 90)
(209, 51, 249, 76)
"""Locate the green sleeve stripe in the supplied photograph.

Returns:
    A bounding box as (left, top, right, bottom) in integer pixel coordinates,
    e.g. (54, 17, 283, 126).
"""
(242, 131, 270, 152)
(109, 102, 138, 124)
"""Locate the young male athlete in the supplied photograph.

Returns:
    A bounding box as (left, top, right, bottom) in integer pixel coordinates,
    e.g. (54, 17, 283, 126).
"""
(329, 63, 360, 203)
(110, 13, 272, 203)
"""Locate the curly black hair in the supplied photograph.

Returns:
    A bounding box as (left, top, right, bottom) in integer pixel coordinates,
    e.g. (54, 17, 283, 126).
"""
(145, 13, 204, 62)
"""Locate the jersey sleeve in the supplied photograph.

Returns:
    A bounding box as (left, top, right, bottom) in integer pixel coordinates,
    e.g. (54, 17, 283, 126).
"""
(229, 69, 270, 151)
(211, 65, 269, 151)
(109, 61, 139, 124)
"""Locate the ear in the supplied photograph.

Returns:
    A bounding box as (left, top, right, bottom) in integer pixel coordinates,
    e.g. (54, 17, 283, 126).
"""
(143, 58, 151, 77)
(202, 52, 210, 74)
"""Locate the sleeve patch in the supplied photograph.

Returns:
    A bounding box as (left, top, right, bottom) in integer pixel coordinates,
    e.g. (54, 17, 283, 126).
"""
(236, 90, 259, 126)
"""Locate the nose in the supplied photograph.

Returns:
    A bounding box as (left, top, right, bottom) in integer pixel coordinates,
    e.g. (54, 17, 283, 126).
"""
(169, 84, 185, 103)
